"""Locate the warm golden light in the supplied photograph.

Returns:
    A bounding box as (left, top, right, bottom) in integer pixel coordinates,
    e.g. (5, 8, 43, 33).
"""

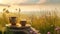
(0, 0, 3, 3)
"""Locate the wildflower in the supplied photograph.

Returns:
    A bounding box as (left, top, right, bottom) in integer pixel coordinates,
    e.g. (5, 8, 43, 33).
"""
(47, 32, 50, 34)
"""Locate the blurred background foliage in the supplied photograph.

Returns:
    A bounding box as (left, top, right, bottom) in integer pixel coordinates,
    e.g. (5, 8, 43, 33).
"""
(0, 9, 60, 34)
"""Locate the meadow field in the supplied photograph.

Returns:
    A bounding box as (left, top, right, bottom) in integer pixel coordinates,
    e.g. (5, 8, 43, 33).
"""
(0, 8, 60, 34)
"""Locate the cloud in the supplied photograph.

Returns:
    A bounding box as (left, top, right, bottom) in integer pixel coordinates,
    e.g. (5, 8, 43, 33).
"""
(17, 0, 47, 4)
(0, 0, 60, 5)
(15, 0, 47, 4)
(46, 0, 60, 4)
(12, 0, 27, 4)
(0, 0, 27, 4)
(0, 0, 47, 4)
(22, 0, 47, 4)
(26, 0, 40, 4)
(3, 0, 28, 4)
(38, 0, 47, 4)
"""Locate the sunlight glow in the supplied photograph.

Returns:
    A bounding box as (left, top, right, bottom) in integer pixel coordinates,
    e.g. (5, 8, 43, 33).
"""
(0, 0, 3, 3)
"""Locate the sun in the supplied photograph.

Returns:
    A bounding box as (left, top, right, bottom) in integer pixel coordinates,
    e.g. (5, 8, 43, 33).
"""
(0, 0, 3, 3)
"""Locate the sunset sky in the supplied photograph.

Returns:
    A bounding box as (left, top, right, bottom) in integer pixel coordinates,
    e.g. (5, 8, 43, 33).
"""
(0, 0, 60, 5)
(0, 0, 60, 13)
